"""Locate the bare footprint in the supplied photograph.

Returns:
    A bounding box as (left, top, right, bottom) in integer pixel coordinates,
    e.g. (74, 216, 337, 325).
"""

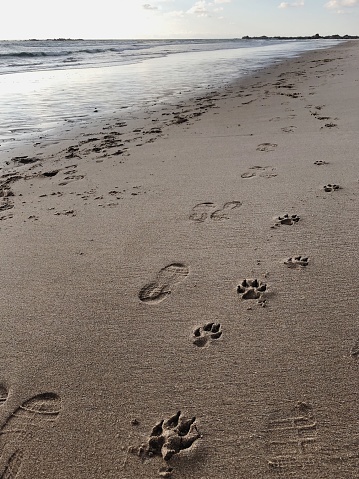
(241, 165, 277, 179)
(189, 202, 215, 222)
(139, 263, 189, 304)
(1, 450, 23, 478)
(256, 143, 277, 152)
(0, 393, 62, 476)
(210, 201, 242, 220)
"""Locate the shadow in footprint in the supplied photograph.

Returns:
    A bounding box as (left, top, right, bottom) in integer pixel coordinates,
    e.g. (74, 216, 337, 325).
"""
(0, 385, 8, 405)
(139, 263, 189, 304)
(141, 411, 200, 461)
(323, 184, 340, 192)
(237, 279, 267, 301)
(284, 256, 309, 268)
(272, 214, 300, 228)
(193, 323, 222, 347)
(0, 393, 62, 477)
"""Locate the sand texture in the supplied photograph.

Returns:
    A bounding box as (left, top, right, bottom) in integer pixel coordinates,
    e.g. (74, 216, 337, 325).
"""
(0, 41, 358, 478)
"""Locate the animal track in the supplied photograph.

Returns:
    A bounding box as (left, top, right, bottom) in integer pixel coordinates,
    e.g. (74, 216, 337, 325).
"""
(323, 184, 340, 192)
(237, 279, 267, 300)
(0, 393, 61, 478)
(266, 402, 317, 473)
(139, 263, 189, 304)
(256, 143, 277, 152)
(193, 323, 222, 347)
(314, 160, 328, 166)
(273, 214, 300, 228)
(189, 201, 242, 222)
(144, 411, 200, 461)
(284, 256, 309, 268)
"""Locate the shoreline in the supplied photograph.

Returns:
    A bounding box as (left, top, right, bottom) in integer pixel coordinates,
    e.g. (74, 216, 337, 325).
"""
(1, 40, 359, 478)
(0, 38, 345, 160)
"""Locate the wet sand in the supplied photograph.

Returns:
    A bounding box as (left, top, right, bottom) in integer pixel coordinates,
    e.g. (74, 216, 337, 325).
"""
(0, 41, 358, 478)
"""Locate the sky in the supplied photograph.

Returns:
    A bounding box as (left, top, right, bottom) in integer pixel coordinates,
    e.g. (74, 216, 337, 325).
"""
(1, 0, 359, 40)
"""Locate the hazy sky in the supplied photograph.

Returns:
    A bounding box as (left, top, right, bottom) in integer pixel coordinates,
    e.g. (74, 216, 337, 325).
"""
(2, 0, 359, 40)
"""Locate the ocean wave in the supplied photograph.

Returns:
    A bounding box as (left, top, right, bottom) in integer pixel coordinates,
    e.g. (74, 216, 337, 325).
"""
(0, 47, 125, 59)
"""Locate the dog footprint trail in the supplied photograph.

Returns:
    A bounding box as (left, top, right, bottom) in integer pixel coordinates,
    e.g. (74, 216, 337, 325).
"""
(193, 323, 222, 348)
(139, 263, 189, 304)
(237, 279, 267, 301)
(141, 411, 201, 462)
(284, 256, 309, 268)
(272, 214, 300, 229)
(0, 393, 62, 477)
(323, 184, 341, 192)
(265, 402, 318, 476)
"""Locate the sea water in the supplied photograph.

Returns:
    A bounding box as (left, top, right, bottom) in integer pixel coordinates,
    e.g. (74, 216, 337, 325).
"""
(0, 38, 341, 148)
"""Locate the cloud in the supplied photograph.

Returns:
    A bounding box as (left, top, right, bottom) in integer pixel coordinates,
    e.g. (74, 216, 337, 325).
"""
(142, 3, 158, 10)
(278, 1, 304, 8)
(213, 0, 231, 3)
(325, 0, 359, 8)
(187, 0, 211, 16)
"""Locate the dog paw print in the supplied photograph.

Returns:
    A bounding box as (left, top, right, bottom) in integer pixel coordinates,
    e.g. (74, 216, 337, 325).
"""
(145, 412, 200, 461)
(237, 279, 267, 300)
(273, 214, 300, 228)
(284, 256, 309, 268)
(323, 184, 341, 192)
(193, 323, 222, 347)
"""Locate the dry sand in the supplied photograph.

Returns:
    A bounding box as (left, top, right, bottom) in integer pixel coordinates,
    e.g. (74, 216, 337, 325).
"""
(0, 41, 358, 478)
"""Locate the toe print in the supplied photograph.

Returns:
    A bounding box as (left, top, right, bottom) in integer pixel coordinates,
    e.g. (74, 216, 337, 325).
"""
(273, 214, 300, 228)
(193, 323, 222, 347)
(323, 184, 341, 192)
(284, 256, 309, 268)
(237, 279, 267, 300)
(142, 412, 201, 461)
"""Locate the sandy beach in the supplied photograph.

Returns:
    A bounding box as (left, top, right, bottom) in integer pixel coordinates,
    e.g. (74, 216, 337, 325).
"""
(0, 40, 358, 478)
